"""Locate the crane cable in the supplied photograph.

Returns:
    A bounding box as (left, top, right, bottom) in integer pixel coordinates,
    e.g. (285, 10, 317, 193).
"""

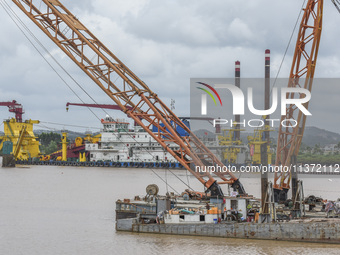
(272, 0, 307, 93)
(332, 0, 340, 13)
(0, 0, 193, 193)
(251, 0, 307, 157)
(0, 0, 103, 122)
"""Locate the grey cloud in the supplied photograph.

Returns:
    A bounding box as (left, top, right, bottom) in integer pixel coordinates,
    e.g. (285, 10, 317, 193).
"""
(0, 0, 339, 132)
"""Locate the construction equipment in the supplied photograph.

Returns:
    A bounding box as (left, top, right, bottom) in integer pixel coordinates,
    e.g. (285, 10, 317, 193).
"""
(83, 133, 101, 144)
(47, 131, 96, 161)
(61, 132, 68, 161)
(0, 100, 41, 161)
(218, 127, 244, 165)
(0, 100, 24, 122)
(9, 0, 246, 196)
(248, 125, 273, 165)
(66, 102, 131, 112)
(0, 118, 40, 160)
(274, 0, 340, 202)
(2, 125, 27, 167)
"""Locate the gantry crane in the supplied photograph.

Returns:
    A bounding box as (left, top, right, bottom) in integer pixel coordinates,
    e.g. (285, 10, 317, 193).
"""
(0, 100, 24, 122)
(10, 0, 245, 196)
(274, 0, 339, 202)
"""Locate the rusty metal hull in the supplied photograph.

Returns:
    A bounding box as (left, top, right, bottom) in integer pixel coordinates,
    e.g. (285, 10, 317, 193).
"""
(116, 218, 340, 244)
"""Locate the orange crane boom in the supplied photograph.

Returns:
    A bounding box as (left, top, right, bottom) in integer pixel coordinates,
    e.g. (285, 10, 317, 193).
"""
(274, 0, 323, 201)
(10, 0, 245, 196)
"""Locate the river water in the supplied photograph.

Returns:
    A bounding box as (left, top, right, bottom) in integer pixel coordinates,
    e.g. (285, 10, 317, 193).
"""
(0, 161, 339, 254)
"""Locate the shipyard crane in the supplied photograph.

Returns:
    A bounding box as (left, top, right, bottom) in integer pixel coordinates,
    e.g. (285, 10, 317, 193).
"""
(66, 102, 132, 112)
(274, 0, 340, 201)
(10, 0, 245, 196)
(66, 102, 212, 128)
(0, 100, 24, 122)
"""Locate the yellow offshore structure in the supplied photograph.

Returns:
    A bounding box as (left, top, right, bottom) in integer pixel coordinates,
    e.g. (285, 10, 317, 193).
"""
(247, 125, 273, 165)
(218, 127, 243, 164)
(0, 118, 41, 160)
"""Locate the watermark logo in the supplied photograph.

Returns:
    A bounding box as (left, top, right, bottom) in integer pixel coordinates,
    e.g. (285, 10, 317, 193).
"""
(196, 82, 222, 115)
(194, 80, 312, 128)
(198, 82, 311, 116)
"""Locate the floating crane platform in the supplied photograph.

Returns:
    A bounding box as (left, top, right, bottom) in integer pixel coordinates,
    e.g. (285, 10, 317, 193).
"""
(115, 190, 340, 244)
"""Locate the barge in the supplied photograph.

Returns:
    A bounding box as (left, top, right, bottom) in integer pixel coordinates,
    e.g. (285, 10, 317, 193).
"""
(115, 185, 340, 243)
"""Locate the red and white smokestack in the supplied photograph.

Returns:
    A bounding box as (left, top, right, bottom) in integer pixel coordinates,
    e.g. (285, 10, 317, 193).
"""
(264, 49, 270, 141)
(235, 61, 241, 140)
(235, 61, 241, 87)
(265, 49, 270, 66)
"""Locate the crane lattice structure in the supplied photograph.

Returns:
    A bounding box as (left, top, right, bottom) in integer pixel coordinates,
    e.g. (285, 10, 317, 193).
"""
(10, 0, 246, 196)
(274, 0, 324, 201)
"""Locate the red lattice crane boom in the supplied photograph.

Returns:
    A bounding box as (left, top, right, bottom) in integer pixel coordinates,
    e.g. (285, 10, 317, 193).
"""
(11, 0, 245, 196)
(0, 100, 24, 123)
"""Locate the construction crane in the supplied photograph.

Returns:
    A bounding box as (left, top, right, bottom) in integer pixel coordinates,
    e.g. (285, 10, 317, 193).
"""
(10, 0, 245, 196)
(66, 102, 132, 112)
(274, 0, 340, 202)
(66, 102, 207, 127)
(0, 99, 40, 161)
(0, 100, 24, 122)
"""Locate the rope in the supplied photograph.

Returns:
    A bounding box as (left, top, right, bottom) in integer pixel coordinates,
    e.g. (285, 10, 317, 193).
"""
(271, 0, 307, 90)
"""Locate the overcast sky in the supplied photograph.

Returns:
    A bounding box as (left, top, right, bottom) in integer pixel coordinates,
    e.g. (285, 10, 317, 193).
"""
(0, 0, 340, 133)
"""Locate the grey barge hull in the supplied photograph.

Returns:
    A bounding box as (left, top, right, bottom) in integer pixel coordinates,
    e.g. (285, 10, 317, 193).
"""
(117, 218, 340, 244)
